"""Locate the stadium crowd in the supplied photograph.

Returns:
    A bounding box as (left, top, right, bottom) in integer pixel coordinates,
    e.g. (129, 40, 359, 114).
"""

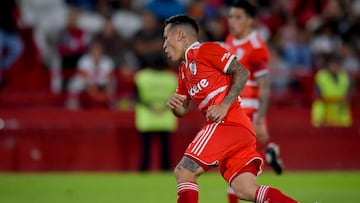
(1, 0, 359, 109)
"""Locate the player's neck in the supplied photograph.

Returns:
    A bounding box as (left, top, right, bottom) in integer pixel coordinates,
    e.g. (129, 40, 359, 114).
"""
(184, 39, 198, 51)
(182, 39, 198, 60)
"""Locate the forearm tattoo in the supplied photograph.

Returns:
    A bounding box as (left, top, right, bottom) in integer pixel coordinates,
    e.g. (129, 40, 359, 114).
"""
(223, 58, 249, 105)
(177, 156, 200, 173)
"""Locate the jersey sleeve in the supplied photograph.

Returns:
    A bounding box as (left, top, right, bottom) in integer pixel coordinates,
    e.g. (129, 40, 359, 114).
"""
(175, 65, 190, 99)
(199, 42, 236, 74)
(248, 47, 269, 78)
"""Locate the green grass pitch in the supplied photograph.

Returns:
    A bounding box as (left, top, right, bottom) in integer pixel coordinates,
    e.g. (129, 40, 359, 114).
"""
(0, 171, 359, 203)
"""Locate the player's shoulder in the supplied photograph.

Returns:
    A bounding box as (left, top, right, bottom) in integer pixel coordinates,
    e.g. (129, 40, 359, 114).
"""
(200, 41, 224, 49)
(198, 41, 227, 56)
(249, 32, 268, 50)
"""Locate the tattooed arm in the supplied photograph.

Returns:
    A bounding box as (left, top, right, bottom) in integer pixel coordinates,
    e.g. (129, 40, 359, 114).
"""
(206, 58, 249, 122)
(222, 58, 250, 106)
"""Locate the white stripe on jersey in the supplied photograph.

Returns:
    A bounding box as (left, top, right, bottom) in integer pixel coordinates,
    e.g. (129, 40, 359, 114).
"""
(254, 69, 268, 78)
(191, 122, 219, 156)
(241, 98, 259, 109)
(198, 85, 228, 110)
(250, 33, 261, 48)
(246, 80, 257, 87)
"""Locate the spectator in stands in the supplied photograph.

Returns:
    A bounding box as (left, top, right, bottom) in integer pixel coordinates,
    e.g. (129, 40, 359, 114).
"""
(146, 0, 187, 20)
(65, 0, 98, 11)
(346, 7, 360, 57)
(111, 1, 143, 40)
(57, 6, 90, 91)
(256, 0, 287, 37)
(65, 41, 116, 109)
(278, 16, 312, 72)
(268, 46, 293, 96)
(93, 15, 127, 69)
(321, 0, 351, 40)
(132, 10, 167, 69)
(310, 22, 342, 69)
(311, 54, 352, 127)
(18, 0, 67, 93)
(339, 42, 360, 75)
(94, 13, 139, 109)
(0, 0, 24, 84)
(186, 0, 218, 21)
(289, 0, 326, 28)
(134, 64, 178, 171)
(202, 12, 228, 42)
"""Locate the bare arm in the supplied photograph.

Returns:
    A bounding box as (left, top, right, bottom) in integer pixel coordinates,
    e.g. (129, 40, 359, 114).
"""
(255, 74, 270, 122)
(206, 58, 249, 122)
(223, 58, 250, 106)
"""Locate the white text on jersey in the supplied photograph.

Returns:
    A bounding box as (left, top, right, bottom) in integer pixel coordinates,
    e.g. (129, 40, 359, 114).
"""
(221, 52, 231, 62)
(188, 79, 209, 97)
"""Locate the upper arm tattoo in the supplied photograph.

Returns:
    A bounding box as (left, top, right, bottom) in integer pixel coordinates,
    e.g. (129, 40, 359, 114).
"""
(177, 156, 201, 173)
(222, 58, 249, 105)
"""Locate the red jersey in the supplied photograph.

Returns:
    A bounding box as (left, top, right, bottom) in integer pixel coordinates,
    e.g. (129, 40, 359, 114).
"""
(224, 31, 269, 111)
(176, 42, 251, 125)
(176, 42, 263, 182)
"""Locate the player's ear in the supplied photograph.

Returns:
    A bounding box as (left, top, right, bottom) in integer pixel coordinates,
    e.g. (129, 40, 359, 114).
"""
(247, 17, 254, 26)
(176, 29, 185, 41)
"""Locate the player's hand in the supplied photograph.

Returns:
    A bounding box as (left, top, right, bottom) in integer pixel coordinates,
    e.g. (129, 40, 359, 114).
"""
(206, 104, 229, 123)
(167, 93, 186, 109)
(167, 93, 189, 117)
(253, 118, 269, 144)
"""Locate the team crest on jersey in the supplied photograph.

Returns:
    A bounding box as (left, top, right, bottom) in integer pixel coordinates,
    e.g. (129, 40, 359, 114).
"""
(189, 60, 197, 75)
(236, 49, 244, 59)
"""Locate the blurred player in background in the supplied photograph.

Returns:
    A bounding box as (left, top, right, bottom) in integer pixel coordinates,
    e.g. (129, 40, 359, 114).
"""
(224, 1, 284, 202)
(164, 14, 298, 203)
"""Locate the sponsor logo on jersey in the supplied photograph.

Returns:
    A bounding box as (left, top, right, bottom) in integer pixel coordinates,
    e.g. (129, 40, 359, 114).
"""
(236, 49, 244, 60)
(188, 79, 209, 97)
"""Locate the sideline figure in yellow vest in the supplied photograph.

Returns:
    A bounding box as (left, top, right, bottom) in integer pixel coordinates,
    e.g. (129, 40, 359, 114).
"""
(134, 65, 178, 171)
(311, 55, 352, 127)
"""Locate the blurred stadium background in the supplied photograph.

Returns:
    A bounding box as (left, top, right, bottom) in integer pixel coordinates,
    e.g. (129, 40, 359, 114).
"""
(0, 0, 360, 202)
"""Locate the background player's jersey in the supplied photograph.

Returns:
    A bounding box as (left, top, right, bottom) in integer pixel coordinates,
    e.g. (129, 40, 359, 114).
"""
(224, 31, 269, 110)
(176, 41, 250, 125)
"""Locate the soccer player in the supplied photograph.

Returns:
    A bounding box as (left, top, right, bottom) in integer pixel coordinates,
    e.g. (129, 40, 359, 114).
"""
(224, 2, 284, 201)
(163, 14, 298, 203)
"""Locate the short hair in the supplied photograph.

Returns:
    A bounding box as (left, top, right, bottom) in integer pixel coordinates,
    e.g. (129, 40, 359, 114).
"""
(232, 0, 257, 18)
(164, 14, 199, 34)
